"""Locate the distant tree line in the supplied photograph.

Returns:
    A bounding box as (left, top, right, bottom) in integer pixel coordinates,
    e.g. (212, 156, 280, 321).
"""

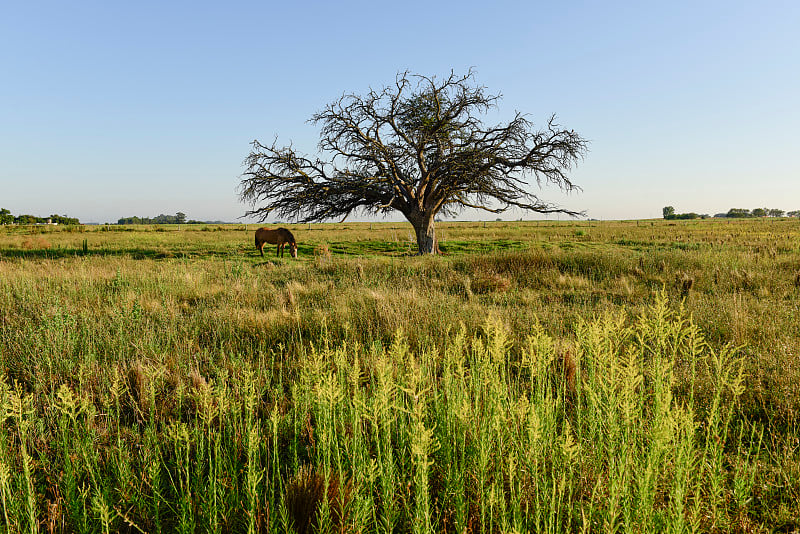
(0, 208, 80, 225)
(720, 208, 794, 218)
(663, 206, 799, 220)
(116, 213, 231, 225)
(118, 212, 195, 225)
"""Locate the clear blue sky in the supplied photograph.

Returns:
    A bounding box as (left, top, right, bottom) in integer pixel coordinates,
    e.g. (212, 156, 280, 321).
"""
(2, 1, 798, 223)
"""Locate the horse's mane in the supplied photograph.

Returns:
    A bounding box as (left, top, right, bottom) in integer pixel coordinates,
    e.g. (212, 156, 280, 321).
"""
(279, 227, 296, 243)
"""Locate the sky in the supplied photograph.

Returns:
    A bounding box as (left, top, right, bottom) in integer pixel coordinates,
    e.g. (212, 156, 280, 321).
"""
(1, 0, 798, 223)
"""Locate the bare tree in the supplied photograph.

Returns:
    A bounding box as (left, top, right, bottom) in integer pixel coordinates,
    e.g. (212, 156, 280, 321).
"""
(238, 70, 588, 254)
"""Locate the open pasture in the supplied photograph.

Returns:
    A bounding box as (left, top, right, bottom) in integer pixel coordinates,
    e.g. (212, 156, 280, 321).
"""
(1, 219, 799, 532)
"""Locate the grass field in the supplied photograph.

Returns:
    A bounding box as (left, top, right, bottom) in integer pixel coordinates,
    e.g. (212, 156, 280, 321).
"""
(1, 219, 799, 532)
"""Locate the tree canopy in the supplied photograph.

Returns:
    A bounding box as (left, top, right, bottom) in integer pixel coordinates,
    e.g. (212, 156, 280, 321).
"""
(239, 70, 588, 254)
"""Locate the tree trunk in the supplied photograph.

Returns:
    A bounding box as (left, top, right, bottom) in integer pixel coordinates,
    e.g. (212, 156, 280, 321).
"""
(409, 213, 437, 255)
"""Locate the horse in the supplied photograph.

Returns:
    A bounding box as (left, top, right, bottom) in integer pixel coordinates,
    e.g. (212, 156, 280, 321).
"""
(254, 227, 298, 258)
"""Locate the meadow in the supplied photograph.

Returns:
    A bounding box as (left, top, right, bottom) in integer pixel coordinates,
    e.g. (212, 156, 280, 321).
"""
(0, 219, 799, 533)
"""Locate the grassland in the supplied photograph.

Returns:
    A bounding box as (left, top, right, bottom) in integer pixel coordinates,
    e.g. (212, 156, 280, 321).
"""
(1, 219, 799, 532)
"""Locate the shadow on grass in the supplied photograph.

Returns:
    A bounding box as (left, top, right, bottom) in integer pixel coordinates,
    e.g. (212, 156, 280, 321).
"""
(1, 239, 530, 261)
(251, 260, 277, 268)
(325, 241, 415, 256)
(439, 239, 528, 255)
(321, 239, 529, 256)
(0, 247, 242, 260)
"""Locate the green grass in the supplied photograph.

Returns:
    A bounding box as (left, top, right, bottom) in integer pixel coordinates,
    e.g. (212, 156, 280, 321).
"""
(1, 219, 799, 532)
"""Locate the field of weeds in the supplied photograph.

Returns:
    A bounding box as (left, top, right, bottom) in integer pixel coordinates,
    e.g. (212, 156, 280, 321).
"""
(1, 219, 799, 532)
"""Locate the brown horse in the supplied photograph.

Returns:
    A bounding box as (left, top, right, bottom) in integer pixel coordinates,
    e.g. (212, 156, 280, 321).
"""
(255, 227, 298, 258)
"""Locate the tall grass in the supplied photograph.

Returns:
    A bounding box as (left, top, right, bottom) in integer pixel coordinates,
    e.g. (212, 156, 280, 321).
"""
(0, 293, 783, 531)
(1, 219, 799, 530)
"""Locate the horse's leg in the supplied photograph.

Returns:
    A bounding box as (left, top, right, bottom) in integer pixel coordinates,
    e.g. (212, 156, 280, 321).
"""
(258, 241, 264, 257)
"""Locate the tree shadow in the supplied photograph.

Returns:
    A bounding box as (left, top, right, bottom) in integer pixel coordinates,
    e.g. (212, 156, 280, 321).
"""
(325, 241, 414, 256)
